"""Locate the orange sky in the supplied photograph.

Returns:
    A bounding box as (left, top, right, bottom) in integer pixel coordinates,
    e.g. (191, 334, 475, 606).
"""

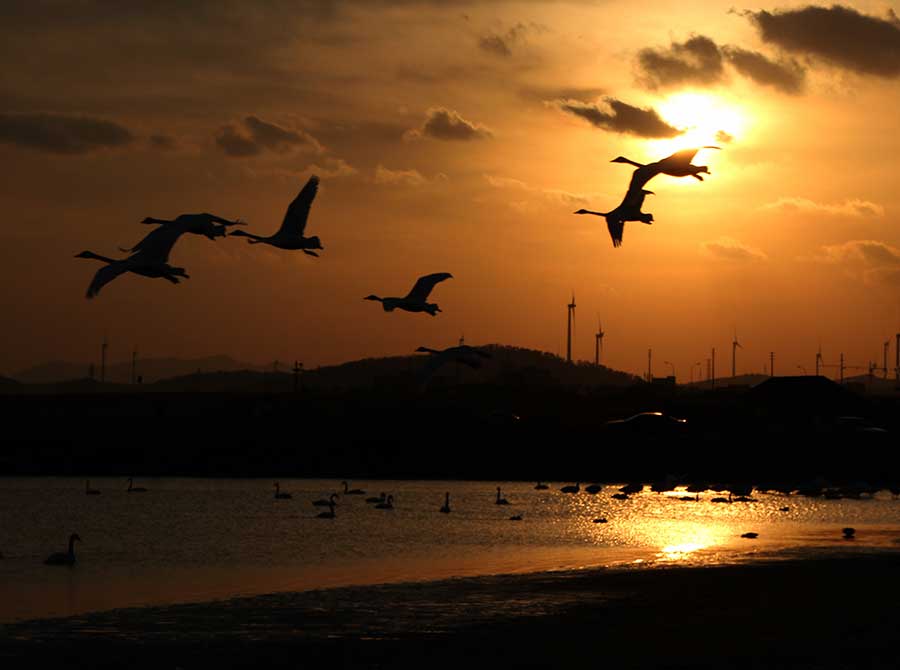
(1, 1, 899, 379)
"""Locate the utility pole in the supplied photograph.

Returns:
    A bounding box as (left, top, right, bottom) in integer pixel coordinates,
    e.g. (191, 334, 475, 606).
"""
(292, 360, 303, 393)
(815, 346, 823, 377)
(884, 341, 890, 378)
(647, 348, 652, 382)
(769, 351, 774, 377)
(732, 330, 741, 378)
(594, 319, 604, 366)
(840, 352, 844, 383)
(131, 347, 137, 384)
(711, 347, 715, 390)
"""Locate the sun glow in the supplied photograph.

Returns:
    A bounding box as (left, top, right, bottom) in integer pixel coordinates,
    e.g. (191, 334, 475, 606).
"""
(649, 91, 748, 156)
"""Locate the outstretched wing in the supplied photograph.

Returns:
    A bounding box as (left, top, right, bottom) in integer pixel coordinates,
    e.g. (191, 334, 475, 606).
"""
(607, 217, 624, 248)
(627, 164, 659, 191)
(86, 262, 130, 299)
(655, 146, 719, 171)
(278, 175, 319, 237)
(405, 272, 453, 302)
(125, 225, 185, 263)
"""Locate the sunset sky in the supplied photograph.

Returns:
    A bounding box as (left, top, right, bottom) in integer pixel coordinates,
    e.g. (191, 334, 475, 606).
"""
(2, 1, 899, 378)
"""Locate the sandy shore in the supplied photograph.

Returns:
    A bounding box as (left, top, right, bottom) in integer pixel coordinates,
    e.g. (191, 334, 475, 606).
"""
(2, 552, 898, 669)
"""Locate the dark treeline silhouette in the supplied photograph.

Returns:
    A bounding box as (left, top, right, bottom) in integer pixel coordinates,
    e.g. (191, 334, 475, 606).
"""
(1, 363, 897, 486)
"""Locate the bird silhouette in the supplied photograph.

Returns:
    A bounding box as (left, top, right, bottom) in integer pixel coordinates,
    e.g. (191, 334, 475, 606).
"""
(76, 225, 190, 299)
(312, 493, 339, 507)
(611, 147, 720, 190)
(274, 482, 292, 499)
(45, 533, 81, 566)
(229, 175, 323, 256)
(342, 481, 366, 495)
(375, 494, 395, 509)
(560, 482, 580, 494)
(127, 478, 148, 493)
(440, 492, 451, 513)
(365, 273, 452, 316)
(138, 213, 244, 242)
(316, 501, 336, 519)
(574, 188, 654, 248)
(495, 486, 510, 505)
(416, 344, 491, 374)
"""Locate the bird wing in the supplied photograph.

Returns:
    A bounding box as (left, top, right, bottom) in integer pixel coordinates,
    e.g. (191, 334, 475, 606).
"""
(86, 261, 130, 299)
(278, 175, 319, 237)
(606, 217, 624, 248)
(126, 225, 185, 263)
(621, 187, 649, 211)
(627, 164, 659, 191)
(405, 272, 453, 302)
(655, 146, 719, 172)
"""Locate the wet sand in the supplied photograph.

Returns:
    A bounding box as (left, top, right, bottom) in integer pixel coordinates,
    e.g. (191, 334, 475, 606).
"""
(2, 553, 898, 669)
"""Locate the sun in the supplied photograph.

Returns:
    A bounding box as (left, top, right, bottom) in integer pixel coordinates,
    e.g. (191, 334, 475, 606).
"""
(649, 91, 748, 155)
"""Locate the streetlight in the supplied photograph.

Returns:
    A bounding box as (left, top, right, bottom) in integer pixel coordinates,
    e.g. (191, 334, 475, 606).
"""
(663, 360, 676, 379)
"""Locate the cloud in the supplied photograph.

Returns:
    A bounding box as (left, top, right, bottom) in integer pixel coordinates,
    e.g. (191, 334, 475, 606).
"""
(763, 197, 885, 218)
(637, 35, 725, 89)
(0, 112, 134, 154)
(715, 130, 734, 144)
(484, 173, 593, 207)
(746, 5, 900, 77)
(518, 85, 605, 103)
(478, 22, 543, 57)
(722, 46, 806, 94)
(216, 116, 322, 157)
(555, 98, 682, 138)
(374, 165, 447, 186)
(404, 107, 492, 141)
(702, 237, 767, 262)
(305, 157, 357, 178)
(817, 240, 900, 285)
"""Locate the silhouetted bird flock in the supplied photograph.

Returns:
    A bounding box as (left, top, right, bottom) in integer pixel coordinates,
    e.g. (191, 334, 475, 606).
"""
(77, 145, 721, 303)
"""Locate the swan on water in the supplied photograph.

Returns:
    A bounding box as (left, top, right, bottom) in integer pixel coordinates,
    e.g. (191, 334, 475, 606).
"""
(312, 493, 339, 507)
(45, 533, 81, 566)
(127, 478, 148, 493)
(274, 482, 292, 499)
(440, 492, 451, 514)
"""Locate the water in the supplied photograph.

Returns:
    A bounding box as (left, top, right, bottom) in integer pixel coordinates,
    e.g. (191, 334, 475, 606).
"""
(1, 477, 898, 623)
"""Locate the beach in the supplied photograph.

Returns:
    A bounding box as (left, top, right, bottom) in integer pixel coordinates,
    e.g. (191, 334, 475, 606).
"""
(3, 553, 898, 669)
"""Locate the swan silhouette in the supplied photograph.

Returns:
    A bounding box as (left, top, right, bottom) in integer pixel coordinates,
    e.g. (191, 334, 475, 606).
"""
(560, 482, 580, 494)
(534, 482, 549, 490)
(127, 478, 148, 493)
(312, 493, 339, 507)
(342, 481, 365, 495)
(509, 514, 523, 521)
(274, 482, 292, 499)
(316, 501, 336, 519)
(495, 486, 510, 505)
(585, 483, 603, 495)
(229, 175, 324, 256)
(139, 213, 244, 241)
(85, 480, 101, 496)
(45, 533, 81, 566)
(440, 492, 451, 514)
(366, 492, 387, 504)
(416, 344, 491, 374)
(611, 147, 720, 190)
(365, 273, 453, 316)
(574, 188, 654, 248)
(375, 494, 394, 509)
(76, 224, 191, 299)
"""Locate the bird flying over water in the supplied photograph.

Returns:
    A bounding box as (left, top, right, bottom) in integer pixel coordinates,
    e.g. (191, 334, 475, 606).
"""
(365, 272, 453, 316)
(229, 175, 324, 256)
(575, 188, 654, 248)
(612, 146, 720, 191)
(76, 225, 190, 299)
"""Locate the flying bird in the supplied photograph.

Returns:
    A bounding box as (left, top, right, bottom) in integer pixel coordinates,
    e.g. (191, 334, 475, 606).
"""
(574, 188, 654, 248)
(138, 213, 245, 242)
(612, 146, 721, 190)
(365, 273, 453, 316)
(416, 344, 491, 374)
(76, 225, 190, 299)
(229, 175, 324, 256)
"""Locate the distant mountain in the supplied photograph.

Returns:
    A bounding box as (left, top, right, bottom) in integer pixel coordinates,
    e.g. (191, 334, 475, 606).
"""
(684, 373, 770, 388)
(14, 355, 267, 385)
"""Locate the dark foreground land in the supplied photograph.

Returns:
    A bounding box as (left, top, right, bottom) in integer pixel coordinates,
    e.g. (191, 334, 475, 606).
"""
(2, 554, 898, 669)
(2, 374, 898, 484)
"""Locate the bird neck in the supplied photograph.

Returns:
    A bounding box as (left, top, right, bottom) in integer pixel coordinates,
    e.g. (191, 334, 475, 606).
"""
(68, 536, 76, 555)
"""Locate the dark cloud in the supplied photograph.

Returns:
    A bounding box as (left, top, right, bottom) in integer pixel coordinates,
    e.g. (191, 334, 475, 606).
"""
(478, 22, 542, 58)
(746, 5, 900, 77)
(557, 98, 682, 138)
(404, 107, 492, 141)
(0, 112, 134, 154)
(519, 84, 605, 102)
(722, 46, 806, 94)
(215, 116, 322, 158)
(637, 35, 725, 89)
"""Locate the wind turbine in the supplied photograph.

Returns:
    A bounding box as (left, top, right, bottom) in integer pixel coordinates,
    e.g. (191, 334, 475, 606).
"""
(595, 317, 604, 366)
(732, 329, 742, 378)
(566, 292, 576, 363)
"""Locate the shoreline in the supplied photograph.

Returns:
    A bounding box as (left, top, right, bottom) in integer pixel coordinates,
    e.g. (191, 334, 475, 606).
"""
(2, 551, 898, 668)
